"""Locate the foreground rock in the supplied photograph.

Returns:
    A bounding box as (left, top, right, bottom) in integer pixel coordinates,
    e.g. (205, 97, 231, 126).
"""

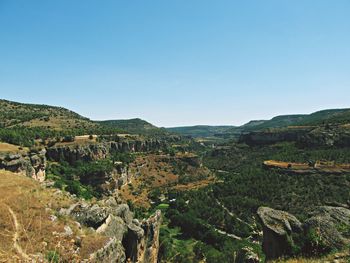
(61, 197, 162, 263)
(258, 205, 350, 260)
(304, 206, 350, 253)
(257, 207, 302, 260)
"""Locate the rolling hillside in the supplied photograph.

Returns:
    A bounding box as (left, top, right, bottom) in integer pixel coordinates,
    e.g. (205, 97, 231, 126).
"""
(0, 99, 168, 146)
(98, 118, 168, 136)
(0, 99, 166, 135)
(233, 108, 350, 133)
(0, 99, 97, 131)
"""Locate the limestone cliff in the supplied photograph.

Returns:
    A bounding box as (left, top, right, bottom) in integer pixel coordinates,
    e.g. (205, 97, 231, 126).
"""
(0, 149, 46, 182)
(46, 139, 166, 164)
(240, 126, 350, 147)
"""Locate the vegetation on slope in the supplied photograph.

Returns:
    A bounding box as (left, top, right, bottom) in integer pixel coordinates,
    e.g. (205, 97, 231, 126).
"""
(158, 141, 350, 262)
(0, 99, 95, 130)
(98, 118, 169, 136)
(166, 125, 235, 138)
(0, 99, 167, 146)
(238, 108, 350, 132)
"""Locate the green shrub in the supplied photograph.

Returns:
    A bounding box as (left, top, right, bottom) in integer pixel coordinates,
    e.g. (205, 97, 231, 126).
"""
(46, 250, 60, 263)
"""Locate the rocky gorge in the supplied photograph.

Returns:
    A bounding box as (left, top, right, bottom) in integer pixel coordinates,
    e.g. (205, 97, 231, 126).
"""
(46, 139, 168, 164)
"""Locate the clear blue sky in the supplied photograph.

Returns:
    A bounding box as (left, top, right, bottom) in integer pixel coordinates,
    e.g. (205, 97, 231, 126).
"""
(1, 1, 349, 127)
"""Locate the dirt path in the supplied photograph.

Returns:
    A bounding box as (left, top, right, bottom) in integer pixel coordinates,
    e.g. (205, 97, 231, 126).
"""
(213, 227, 242, 240)
(6, 206, 32, 261)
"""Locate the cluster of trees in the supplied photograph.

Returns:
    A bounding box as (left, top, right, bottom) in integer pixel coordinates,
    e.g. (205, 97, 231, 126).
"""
(47, 159, 115, 199)
(0, 125, 133, 147)
(159, 141, 350, 262)
(0, 127, 57, 147)
(204, 142, 350, 219)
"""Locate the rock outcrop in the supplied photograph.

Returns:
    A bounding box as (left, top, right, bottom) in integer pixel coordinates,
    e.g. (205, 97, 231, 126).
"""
(0, 149, 46, 182)
(236, 246, 261, 263)
(304, 206, 350, 252)
(299, 126, 350, 147)
(89, 237, 126, 263)
(240, 126, 350, 147)
(60, 197, 162, 263)
(46, 139, 166, 164)
(258, 205, 350, 260)
(239, 129, 309, 146)
(257, 207, 303, 260)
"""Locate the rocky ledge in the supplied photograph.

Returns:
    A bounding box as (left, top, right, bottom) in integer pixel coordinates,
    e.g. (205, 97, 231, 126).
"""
(46, 139, 167, 164)
(60, 197, 162, 263)
(0, 148, 46, 182)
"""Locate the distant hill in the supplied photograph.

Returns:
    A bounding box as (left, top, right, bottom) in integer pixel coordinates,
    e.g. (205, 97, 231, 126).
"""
(166, 125, 234, 138)
(0, 99, 167, 146)
(239, 108, 350, 132)
(168, 108, 350, 139)
(0, 99, 97, 131)
(97, 118, 168, 136)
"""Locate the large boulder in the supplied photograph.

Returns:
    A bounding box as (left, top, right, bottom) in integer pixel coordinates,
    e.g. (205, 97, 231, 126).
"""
(257, 207, 302, 260)
(304, 206, 350, 253)
(68, 202, 109, 229)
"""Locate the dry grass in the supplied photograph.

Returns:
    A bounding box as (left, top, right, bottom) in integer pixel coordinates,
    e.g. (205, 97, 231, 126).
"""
(264, 160, 350, 173)
(20, 116, 97, 131)
(0, 170, 109, 262)
(119, 154, 213, 208)
(264, 160, 309, 170)
(171, 179, 214, 191)
(0, 143, 28, 154)
(55, 134, 97, 147)
(79, 233, 110, 259)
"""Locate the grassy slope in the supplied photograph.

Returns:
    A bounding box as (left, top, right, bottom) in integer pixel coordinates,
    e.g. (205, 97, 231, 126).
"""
(0, 170, 109, 262)
(0, 99, 166, 136)
(0, 99, 97, 131)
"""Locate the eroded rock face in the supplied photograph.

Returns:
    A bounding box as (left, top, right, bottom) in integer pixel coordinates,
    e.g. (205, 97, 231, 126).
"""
(61, 198, 162, 263)
(0, 149, 46, 182)
(240, 126, 350, 147)
(140, 210, 162, 263)
(46, 140, 166, 164)
(257, 207, 302, 260)
(299, 127, 350, 147)
(239, 129, 308, 146)
(89, 237, 126, 263)
(304, 206, 350, 252)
